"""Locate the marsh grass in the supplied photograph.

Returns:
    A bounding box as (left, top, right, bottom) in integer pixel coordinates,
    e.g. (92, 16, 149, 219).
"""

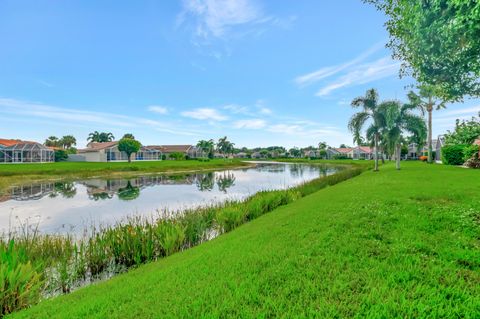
(0, 166, 364, 317)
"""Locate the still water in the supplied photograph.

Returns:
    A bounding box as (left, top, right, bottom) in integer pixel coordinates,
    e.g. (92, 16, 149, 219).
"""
(0, 162, 342, 233)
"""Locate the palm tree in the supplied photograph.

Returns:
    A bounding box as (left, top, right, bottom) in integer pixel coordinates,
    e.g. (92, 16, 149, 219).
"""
(196, 139, 215, 158)
(217, 136, 234, 158)
(99, 132, 115, 142)
(60, 135, 77, 149)
(407, 85, 446, 163)
(45, 136, 60, 147)
(122, 133, 135, 140)
(87, 131, 100, 143)
(378, 101, 427, 170)
(348, 88, 385, 171)
(87, 131, 114, 143)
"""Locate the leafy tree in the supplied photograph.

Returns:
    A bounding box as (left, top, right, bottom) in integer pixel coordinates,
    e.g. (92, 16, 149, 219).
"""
(60, 135, 77, 149)
(348, 88, 386, 171)
(118, 138, 141, 163)
(339, 144, 349, 148)
(196, 139, 215, 158)
(444, 113, 480, 145)
(407, 85, 446, 163)
(88, 131, 115, 143)
(365, 0, 480, 101)
(289, 147, 301, 158)
(378, 100, 427, 169)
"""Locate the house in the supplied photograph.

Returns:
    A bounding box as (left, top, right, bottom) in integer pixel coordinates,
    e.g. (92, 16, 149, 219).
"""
(327, 146, 377, 160)
(0, 139, 54, 163)
(251, 152, 263, 159)
(304, 150, 320, 158)
(76, 141, 161, 162)
(146, 145, 202, 159)
(407, 135, 445, 161)
(234, 152, 248, 158)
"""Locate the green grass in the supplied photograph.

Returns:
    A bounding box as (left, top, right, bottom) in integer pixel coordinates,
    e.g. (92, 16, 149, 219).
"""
(0, 159, 250, 176)
(9, 162, 480, 318)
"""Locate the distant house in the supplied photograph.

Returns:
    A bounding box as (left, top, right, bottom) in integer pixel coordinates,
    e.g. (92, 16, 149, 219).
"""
(304, 150, 320, 158)
(234, 152, 248, 158)
(0, 139, 54, 163)
(251, 152, 263, 159)
(76, 142, 161, 162)
(407, 135, 445, 161)
(147, 145, 201, 159)
(327, 146, 377, 160)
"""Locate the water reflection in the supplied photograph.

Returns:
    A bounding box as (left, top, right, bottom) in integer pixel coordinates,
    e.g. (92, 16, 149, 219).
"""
(0, 163, 343, 233)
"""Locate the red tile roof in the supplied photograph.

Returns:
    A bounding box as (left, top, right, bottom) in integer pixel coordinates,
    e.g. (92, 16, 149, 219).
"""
(334, 147, 353, 153)
(358, 146, 373, 153)
(0, 139, 36, 147)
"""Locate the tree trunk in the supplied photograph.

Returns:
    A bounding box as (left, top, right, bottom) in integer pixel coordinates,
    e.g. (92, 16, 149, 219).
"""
(427, 107, 433, 163)
(396, 143, 401, 170)
(374, 134, 379, 171)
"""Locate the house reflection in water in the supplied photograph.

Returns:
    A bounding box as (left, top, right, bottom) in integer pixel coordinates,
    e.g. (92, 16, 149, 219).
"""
(1, 172, 238, 204)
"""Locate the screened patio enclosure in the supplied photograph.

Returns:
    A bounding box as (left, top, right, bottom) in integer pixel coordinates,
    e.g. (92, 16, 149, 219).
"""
(0, 143, 55, 163)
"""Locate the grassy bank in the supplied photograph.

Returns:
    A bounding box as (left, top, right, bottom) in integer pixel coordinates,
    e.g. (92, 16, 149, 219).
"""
(8, 162, 480, 318)
(1, 164, 364, 317)
(0, 159, 251, 193)
(0, 159, 251, 177)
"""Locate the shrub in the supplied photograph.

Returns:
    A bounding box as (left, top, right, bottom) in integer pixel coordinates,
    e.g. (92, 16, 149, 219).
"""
(0, 240, 43, 317)
(168, 152, 185, 160)
(464, 157, 480, 169)
(463, 145, 480, 162)
(442, 144, 468, 165)
(54, 150, 69, 162)
(333, 154, 349, 160)
(419, 156, 428, 162)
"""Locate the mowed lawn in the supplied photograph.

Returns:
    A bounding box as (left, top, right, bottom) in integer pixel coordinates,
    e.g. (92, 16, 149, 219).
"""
(0, 159, 249, 176)
(11, 162, 480, 318)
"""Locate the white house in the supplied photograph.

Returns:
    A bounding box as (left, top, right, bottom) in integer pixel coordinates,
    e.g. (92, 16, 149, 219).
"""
(76, 142, 161, 162)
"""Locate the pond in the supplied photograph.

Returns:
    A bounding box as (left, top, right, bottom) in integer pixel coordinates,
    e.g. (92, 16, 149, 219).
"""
(0, 162, 343, 234)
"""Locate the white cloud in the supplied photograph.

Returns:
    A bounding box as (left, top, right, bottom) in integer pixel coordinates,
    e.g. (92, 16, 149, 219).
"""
(181, 107, 228, 121)
(180, 0, 262, 38)
(439, 105, 480, 117)
(0, 98, 196, 136)
(316, 57, 400, 96)
(223, 104, 249, 114)
(233, 119, 266, 129)
(295, 42, 384, 87)
(148, 105, 169, 115)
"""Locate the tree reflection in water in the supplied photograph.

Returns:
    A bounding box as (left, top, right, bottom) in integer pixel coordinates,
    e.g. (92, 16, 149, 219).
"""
(89, 192, 114, 201)
(216, 171, 236, 193)
(117, 181, 140, 201)
(49, 182, 77, 199)
(196, 172, 215, 191)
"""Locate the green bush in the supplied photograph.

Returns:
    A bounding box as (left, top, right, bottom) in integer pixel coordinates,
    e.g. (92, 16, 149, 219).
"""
(0, 240, 43, 317)
(333, 154, 349, 160)
(463, 145, 480, 162)
(54, 150, 69, 162)
(441, 144, 468, 165)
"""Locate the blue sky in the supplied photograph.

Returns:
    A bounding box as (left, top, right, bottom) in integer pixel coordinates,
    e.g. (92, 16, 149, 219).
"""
(1, 0, 479, 148)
